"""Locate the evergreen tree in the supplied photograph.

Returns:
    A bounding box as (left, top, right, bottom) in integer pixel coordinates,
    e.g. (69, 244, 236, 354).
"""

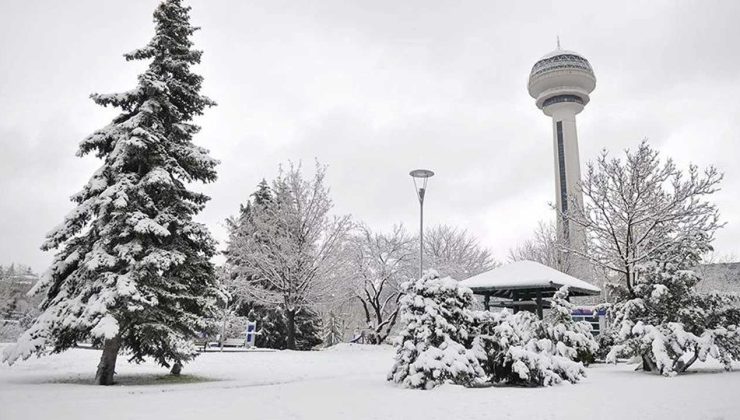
(543, 286, 599, 365)
(388, 270, 484, 389)
(252, 179, 272, 207)
(242, 302, 322, 350)
(606, 235, 740, 375)
(224, 180, 272, 271)
(388, 275, 593, 389)
(472, 310, 587, 387)
(323, 311, 345, 347)
(248, 305, 286, 349)
(1, 0, 220, 385)
(294, 308, 323, 350)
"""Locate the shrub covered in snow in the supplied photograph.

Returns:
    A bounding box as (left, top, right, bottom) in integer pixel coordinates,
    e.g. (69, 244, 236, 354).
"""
(388, 270, 484, 389)
(472, 309, 587, 387)
(545, 286, 599, 365)
(388, 272, 594, 389)
(606, 238, 740, 376)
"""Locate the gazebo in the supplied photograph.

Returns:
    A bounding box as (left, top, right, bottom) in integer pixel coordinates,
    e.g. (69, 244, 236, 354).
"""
(459, 260, 601, 319)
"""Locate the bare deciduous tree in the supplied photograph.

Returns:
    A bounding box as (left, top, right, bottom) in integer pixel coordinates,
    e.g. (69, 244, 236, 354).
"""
(508, 220, 571, 272)
(229, 162, 352, 349)
(423, 225, 498, 280)
(565, 140, 723, 297)
(347, 224, 415, 344)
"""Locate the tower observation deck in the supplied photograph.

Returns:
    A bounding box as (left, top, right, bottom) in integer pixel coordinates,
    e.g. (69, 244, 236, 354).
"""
(528, 45, 596, 254)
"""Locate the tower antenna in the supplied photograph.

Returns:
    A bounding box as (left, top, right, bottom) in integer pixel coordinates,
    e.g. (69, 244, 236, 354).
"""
(556, 35, 561, 50)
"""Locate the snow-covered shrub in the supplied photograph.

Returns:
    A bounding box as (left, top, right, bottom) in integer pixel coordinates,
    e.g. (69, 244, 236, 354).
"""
(607, 248, 740, 375)
(545, 286, 599, 365)
(472, 310, 586, 387)
(388, 270, 484, 389)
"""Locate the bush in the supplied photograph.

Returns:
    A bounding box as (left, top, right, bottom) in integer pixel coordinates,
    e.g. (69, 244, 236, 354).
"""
(607, 259, 740, 375)
(545, 286, 599, 365)
(389, 273, 593, 389)
(387, 270, 484, 389)
(472, 310, 587, 387)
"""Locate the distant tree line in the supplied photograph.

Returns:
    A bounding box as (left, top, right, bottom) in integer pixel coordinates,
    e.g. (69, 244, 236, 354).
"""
(0, 264, 41, 341)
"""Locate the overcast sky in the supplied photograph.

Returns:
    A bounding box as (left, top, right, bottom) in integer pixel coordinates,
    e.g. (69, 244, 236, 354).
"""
(1, 0, 739, 272)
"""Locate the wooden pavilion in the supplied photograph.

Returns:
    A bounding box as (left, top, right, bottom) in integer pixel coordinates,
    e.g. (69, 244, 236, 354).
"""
(459, 260, 601, 319)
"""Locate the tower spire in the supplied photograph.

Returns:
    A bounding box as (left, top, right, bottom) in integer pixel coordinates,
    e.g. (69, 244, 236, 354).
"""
(556, 35, 561, 50)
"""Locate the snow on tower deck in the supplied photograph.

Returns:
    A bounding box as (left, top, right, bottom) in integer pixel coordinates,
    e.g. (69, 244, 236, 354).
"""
(459, 260, 600, 298)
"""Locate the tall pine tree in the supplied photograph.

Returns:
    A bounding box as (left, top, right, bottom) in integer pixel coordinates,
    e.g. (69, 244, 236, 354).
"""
(1, 0, 221, 385)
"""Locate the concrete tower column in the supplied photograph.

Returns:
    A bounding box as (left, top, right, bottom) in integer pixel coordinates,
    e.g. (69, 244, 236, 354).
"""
(547, 102, 585, 246)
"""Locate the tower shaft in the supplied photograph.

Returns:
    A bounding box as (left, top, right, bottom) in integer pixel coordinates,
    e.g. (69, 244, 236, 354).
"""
(549, 104, 585, 249)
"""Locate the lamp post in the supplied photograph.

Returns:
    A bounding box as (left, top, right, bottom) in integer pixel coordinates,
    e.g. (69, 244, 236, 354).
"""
(410, 169, 435, 279)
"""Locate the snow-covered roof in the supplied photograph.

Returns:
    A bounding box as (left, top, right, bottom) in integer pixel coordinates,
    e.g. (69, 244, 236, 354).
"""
(459, 260, 601, 296)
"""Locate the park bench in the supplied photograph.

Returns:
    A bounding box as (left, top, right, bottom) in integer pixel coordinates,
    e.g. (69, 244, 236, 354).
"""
(193, 339, 209, 351)
(221, 338, 246, 348)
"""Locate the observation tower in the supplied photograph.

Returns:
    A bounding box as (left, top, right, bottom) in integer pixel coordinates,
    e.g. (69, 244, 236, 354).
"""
(528, 42, 596, 251)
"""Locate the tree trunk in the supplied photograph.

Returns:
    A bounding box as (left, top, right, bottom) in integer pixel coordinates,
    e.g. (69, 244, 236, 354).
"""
(675, 351, 699, 373)
(170, 362, 183, 376)
(286, 308, 296, 350)
(641, 354, 657, 372)
(95, 335, 121, 386)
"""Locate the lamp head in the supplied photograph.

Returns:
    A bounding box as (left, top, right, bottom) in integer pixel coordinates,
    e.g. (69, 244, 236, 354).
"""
(409, 169, 434, 203)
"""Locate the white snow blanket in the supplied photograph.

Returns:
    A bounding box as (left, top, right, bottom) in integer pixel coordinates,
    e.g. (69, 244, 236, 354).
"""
(1, 344, 739, 420)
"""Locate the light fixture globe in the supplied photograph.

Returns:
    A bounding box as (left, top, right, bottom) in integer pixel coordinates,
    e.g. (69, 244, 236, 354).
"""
(527, 49, 596, 116)
(409, 169, 434, 203)
(409, 169, 435, 179)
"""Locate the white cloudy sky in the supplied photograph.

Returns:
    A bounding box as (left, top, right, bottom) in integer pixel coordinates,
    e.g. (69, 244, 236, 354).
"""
(1, 0, 739, 272)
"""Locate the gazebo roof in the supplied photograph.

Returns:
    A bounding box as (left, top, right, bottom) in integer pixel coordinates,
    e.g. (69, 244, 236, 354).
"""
(459, 260, 601, 297)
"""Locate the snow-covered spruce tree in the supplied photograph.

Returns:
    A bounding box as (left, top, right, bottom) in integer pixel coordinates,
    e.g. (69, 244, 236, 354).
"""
(606, 235, 740, 375)
(388, 270, 484, 389)
(295, 308, 324, 350)
(240, 301, 323, 350)
(246, 305, 285, 349)
(1, 0, 220, 385)
(323, 311, 345, 347)
(472, 310, 587, 387)
(545, 286, 599, 365)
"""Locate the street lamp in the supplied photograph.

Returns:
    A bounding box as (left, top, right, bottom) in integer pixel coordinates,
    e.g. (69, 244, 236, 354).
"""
(410, 169, 435, 279)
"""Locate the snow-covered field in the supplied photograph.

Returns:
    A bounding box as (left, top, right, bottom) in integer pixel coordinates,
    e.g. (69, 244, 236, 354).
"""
(1, 343, 739, 420)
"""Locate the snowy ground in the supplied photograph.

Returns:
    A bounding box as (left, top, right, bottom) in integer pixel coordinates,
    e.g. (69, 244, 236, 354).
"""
(1, 344, 739, 420)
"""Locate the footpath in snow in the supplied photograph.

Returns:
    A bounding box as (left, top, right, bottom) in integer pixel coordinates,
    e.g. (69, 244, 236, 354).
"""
(1, 343, 739, 420)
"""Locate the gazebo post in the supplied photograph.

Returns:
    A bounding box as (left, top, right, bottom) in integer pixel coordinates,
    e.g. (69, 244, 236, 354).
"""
(536, 290, 543, 320)
(512, 291, 519, 314)
(483, 294, 490, 311)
